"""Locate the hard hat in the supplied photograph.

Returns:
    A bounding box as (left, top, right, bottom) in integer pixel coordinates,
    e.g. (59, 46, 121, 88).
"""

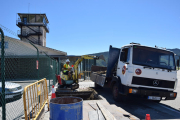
(66, 59, 70, 62)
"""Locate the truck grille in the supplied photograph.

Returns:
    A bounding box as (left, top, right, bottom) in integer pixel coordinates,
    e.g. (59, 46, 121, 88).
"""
(132, 76, 175, 89)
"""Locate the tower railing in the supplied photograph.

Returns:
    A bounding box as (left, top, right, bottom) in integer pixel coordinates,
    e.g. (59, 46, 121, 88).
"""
(16, 17, 49, 32)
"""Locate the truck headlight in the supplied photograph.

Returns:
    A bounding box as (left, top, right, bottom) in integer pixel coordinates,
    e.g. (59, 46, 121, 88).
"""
(129, 88, 138, 94)
(170, 93, 176, 97)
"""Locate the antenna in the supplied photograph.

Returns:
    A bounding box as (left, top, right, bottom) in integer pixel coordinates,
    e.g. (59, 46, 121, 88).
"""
(28, 3, 30, 13)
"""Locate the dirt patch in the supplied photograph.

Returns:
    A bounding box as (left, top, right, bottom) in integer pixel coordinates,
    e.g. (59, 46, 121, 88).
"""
(55, 88, 102, 100)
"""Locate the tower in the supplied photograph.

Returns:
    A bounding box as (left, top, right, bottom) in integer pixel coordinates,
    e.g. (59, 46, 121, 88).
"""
(17, 13, 49, 46)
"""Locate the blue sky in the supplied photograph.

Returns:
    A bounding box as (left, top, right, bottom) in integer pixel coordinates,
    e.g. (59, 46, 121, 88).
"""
(0, 0, 180, 55)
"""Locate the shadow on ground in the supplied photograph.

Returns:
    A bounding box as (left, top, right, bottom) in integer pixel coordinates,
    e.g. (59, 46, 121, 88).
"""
(94, 87, 180, 119)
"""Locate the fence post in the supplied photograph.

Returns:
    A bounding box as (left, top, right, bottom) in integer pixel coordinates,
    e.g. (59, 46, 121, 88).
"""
(178, 56, 180, 70)
(83, 59, 85, 80)
(94, 59, 96, 66)
(53, 60, 55, 85)
(29, 41, 39, 80)
(49, 57, 51, 92)
(0, 28, 6, 120)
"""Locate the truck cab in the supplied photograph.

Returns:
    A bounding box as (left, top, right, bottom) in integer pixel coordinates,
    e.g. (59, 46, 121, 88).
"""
(113, 43, 177, 102)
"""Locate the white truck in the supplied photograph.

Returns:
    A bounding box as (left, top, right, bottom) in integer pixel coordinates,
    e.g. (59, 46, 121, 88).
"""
(91, 43, 178, 102)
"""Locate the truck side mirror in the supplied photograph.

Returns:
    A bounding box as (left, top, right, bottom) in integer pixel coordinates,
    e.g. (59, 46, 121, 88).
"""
(177, 60, 179, 66)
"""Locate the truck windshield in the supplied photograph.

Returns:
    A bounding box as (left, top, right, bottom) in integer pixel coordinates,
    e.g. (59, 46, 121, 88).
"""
(133, 46, 176, 70)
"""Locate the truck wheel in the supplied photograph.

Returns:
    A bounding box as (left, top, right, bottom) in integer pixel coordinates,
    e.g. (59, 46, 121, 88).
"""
(153, 100, 161, 103)
(95, 83, 103, 89)
(112, 84, 122, 102)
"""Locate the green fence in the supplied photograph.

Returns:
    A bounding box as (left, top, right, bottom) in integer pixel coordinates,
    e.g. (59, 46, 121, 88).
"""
(0, 28, 58, 120)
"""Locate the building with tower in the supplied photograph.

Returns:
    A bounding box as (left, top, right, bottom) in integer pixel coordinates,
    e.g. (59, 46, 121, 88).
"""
(16, 13, 49, 46)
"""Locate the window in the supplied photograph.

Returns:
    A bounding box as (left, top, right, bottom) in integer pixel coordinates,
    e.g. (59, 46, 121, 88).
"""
(133, 46, 175, 70)
(36, 15, 43, 22)
(160, 55, 168, 66)
(160, 55, 175, 69)
(120, 48, 129, 62)
(29, 15, 35, 23)
(43, 17, 47, 25)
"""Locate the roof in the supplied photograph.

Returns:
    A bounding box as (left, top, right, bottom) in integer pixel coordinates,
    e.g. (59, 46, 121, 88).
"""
(121, 43, 175, 54)
(0, 36, 67, 56)
(18, 13, 49, 23)
(35, 43, 67, 55)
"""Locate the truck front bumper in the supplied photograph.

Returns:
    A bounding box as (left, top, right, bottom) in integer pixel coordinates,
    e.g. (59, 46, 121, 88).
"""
(122, 86, 177, 100)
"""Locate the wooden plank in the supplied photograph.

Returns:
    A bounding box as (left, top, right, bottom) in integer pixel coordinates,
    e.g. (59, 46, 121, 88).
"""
(96, 101, 117, 120)
(88, 103, 99, 110)
(88, 111, 99, 120)
(97, 109, 105, 120)
(83, 102, 95, 120)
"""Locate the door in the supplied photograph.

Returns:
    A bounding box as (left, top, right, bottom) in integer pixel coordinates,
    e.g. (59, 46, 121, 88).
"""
(23, 17, 27, 24)
(117, 47, 132, 85)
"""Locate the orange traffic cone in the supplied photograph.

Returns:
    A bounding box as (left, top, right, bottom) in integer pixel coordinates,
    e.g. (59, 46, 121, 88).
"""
(51, 85, 56, 99)
(145, 114, 151, 120)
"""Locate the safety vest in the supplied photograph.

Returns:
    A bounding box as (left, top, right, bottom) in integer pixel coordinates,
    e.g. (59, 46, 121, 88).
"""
(63, 64, 70, 73)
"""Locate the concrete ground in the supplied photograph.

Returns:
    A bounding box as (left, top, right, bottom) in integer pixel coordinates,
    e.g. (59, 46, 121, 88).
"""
(40, 81, 139, 120)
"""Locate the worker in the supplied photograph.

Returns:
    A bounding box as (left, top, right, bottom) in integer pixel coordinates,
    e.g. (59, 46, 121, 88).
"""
(63, 59, 72, 77)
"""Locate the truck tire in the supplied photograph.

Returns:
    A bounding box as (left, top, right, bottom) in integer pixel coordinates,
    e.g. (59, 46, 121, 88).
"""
(153, 99, 161, 103)
(112, 84, 123, 102)
(95, 83, 103, 89)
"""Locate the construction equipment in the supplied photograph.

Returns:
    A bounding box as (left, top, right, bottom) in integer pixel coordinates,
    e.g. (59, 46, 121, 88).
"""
(58, 55, 105, 90)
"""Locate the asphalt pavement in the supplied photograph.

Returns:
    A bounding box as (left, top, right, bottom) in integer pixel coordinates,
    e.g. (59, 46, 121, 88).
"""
(0, 79, 53, 120)
(1, 71, 180, 120)
(95, 71, 180, 119)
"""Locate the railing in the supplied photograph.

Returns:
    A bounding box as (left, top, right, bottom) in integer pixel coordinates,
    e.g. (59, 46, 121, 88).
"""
(23, 78, 49, 120)
(17, 29, 43, 37)
(16, 19, 22, 25)
(16, 18, 49, 32)
(17, 30, 21, 36)
(46, 25, 50, 32)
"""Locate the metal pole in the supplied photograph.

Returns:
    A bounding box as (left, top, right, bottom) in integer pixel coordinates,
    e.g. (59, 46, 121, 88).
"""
(94, 59, 96, 66)
(83, 59, 85, 80)
(53, 60, 55, 85)
(0, 27, 6, 120)
(178, 56, 180, 70)
(59, 57, 61, 75)
(29, 41, 39, 80)
(88, 59, 90, 78)
(29, 41, 40, 102)
(49, 58, 51, 92)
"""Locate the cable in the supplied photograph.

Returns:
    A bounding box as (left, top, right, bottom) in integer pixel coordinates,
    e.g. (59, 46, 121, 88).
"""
(0, 24, 42, 45)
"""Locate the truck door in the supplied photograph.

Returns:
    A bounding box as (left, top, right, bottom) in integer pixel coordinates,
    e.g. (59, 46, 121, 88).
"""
(117, 47, 132, 85)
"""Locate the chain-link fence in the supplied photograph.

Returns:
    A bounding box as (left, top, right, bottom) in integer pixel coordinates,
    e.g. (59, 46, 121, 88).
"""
(0, 28, 58, 120)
